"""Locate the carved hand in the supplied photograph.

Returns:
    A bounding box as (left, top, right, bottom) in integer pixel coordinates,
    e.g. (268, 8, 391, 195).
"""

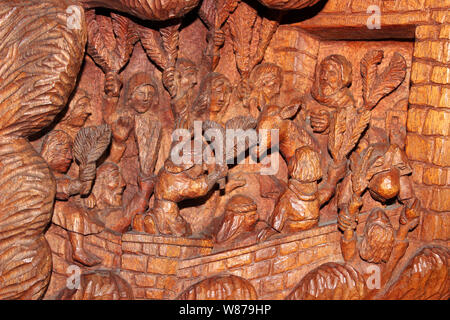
(112, 116, 134, 143)
(310, 109, 330, 133)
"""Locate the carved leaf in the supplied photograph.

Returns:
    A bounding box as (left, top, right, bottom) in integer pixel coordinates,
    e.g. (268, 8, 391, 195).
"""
(198, 0, 216, 29)
(73, 125, 112, 165)
(227, 2, 257, 77)
(0, 0, 86, 299)
(250, 16, 280, 70)
(86, 10, 115, 73)
(138, 25, 168, 70)
(225, 115, 257, 130)
(111, 13, 139, 70)
(0, 1, 86, 138)
(160, 22, 181, 68)
(217, 0, 241, 26)
(328, 110, 347, 161)
(361, 49, 383, 107)
(362, 51, 407, 110)
(338, 109, 371, 160)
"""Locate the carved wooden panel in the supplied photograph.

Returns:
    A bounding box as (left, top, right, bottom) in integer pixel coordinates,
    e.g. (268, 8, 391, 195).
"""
(0, 0, 448, 301)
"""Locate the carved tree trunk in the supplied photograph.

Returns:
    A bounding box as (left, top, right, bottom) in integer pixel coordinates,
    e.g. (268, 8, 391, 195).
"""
(0, 0, 86, 299)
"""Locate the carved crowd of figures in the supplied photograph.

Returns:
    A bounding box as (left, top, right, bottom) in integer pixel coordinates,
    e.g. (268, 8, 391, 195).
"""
(0, 0, 447, 301)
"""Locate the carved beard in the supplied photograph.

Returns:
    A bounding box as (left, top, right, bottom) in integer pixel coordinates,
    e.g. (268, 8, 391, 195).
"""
(311, 78, 354, 109)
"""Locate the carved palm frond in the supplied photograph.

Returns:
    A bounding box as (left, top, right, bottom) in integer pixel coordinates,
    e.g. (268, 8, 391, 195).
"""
(86, 10, 116, 73)
(138, 25, 168, 70)
(111, 13, 139, 70)
(73, 125, 112, 165)
(227, 2, 258, 77)
(338, 109, 371, 160)
(361, 50, 407, 110)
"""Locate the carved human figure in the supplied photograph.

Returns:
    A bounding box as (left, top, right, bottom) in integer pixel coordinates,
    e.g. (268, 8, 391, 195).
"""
(90, 162, 155, 233)
(258, 146, 346, 240)
(168, 58, 198, 121)
(56, 90, 92, 140)
(215, 195, 268, 250)
(189, 72, 233, 127)
(133, 140, 228, 237)
(241, 63, 283, 119)
(41, 130, 103, 266)
(306, 54, 354, 134)
(105, 72, 170, 204)
(337, 143, 422, 288)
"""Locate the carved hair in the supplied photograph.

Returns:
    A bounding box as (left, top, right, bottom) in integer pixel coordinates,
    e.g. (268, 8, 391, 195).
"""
(249, 63, 283, 90)
(319, 54, 353, 88)
(288, 146, 322, 182)
(175, 58, 198, 73)
(40, 130, 73, 172)
(216, 195, 258, 243)
(360, 208, 395, 264)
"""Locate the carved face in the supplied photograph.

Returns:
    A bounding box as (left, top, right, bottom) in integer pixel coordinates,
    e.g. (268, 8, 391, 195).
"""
(49, 142, 73, 174)
(260, 73, 281, 102)
(175, 65, 197, 95)
(130, 84, 157, 114)
(210, 77, 232, 113)
(41, 131, 73, 174)
(64, 96, 91, 128)
(102, 167, 126, 207)
(318, 61, 341, 96)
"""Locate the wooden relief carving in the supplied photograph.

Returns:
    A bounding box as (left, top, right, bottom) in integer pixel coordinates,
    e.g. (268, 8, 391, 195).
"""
(0, 0, 449, 302)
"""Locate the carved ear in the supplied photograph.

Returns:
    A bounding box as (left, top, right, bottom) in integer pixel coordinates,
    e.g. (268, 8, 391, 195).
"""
(280, 104, 301, 119)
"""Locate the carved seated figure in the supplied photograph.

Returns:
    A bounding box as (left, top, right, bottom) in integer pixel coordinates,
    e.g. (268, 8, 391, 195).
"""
(91, 162, 155, 234)
(258, 146, 346, 241)
(215, 195, 268, 250)
(41, 130, 103, 267)
(133, 140, 228, 237)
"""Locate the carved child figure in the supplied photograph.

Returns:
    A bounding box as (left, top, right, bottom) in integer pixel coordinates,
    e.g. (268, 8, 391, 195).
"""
(258, 146, 346, 241)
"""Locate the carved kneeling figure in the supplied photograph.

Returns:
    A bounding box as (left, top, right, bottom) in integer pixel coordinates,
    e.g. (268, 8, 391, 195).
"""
(133, 148, 227, 237)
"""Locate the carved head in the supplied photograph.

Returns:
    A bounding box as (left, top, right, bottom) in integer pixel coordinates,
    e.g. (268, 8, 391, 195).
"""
(192, 72, 232, 118)
(41, 130, 73, 174)
(174, 58, 198, 97)
(315, 55, 352, 97)
(288, 146, 322, 183)
(216, 195, 258, 243)
(249, 63, 283, 106)
(360, 208, 395, 264)
(125, 72, 159, 114)
(92, 162, 126, 208)
(61, 89, 91, 128)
